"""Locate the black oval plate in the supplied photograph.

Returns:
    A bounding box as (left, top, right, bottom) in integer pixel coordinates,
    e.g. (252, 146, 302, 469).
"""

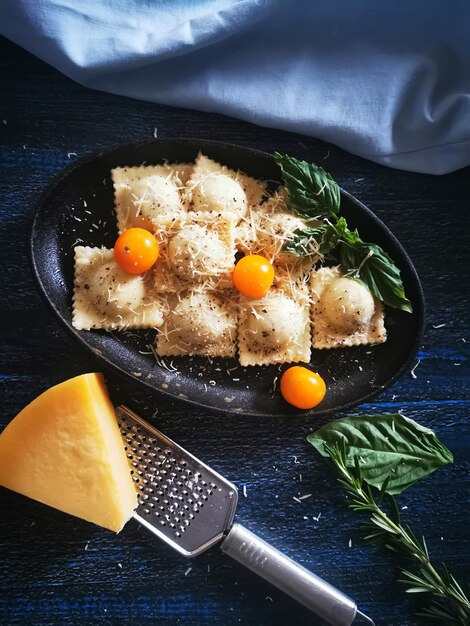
(30, 139, 424, 417)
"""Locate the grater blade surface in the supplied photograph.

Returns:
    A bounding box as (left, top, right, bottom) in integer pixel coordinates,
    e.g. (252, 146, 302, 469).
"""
(116, 405, 238, 557)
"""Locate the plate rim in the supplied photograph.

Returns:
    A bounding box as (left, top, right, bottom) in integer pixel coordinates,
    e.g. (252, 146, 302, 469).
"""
(29, 138, 426, 417)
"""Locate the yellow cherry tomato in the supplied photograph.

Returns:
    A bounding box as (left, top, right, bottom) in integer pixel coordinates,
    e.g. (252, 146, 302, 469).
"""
(113, 228, 160, 274)
(280, 366, 326, 409)
(232, 254, 274, 298)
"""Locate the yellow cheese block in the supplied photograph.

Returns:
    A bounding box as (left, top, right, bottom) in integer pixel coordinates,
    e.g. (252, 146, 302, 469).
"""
(0, 373, 137, 532)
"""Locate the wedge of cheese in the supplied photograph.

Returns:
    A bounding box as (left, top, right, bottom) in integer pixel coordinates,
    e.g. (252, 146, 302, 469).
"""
(0, 373, 137, 532)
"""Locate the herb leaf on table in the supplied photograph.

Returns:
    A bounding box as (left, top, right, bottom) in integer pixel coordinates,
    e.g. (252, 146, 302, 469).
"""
(308, 413, 452, 494)
(307, 414, 470, 624)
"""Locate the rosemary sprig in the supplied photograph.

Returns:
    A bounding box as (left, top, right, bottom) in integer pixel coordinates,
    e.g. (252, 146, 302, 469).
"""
(325, 441, 470, 624)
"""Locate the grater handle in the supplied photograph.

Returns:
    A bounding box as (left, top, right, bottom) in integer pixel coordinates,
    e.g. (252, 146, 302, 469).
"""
(221, 523, 358, 626)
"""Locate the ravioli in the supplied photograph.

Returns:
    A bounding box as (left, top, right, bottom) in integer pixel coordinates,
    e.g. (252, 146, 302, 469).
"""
(152, 211, 236, 292)
(237, 189, 316, 278)
(186, 153, 266, 219)
(72, 247, 164, 330)
(112, 163, 192, 232)
(156, 289, 237, 358)
(238, 282, 311, 366)
(310, 266, 386, 348)
(74, 153, 391, 370)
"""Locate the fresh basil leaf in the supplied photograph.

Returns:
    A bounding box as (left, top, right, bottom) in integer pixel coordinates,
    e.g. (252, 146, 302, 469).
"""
(307, 414, 453, 495)
(338, 232, 413, 313)
(284, 223, 339, 257)
(284, 216, 349, 257)
(274, 152, 340, 219)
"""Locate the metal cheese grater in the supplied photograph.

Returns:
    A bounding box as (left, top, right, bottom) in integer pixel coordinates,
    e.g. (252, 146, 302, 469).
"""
(117, 406, 374, 626)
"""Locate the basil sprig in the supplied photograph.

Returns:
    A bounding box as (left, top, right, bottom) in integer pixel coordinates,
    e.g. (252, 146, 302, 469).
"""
(307, 415, 470, 624)
(308, 413, 453, 495)
(276, 154, 412, 313)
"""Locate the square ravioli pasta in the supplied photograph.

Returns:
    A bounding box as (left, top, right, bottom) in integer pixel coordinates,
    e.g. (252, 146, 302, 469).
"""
(237, 189, 309, 259)
(72, 246, 164, 330)
(236, 189, 316, 279)
(310, 266, 386, 349)
(112, 163, 192, 232)
(152, 211, 236, 293)
(238, 281, 311, 366)
(185, 153, 266, 219)
(156, 289, 237, 358)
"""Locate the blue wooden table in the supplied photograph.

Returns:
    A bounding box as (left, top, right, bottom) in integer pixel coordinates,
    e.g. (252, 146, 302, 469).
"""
(1, 37, 469, 626)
